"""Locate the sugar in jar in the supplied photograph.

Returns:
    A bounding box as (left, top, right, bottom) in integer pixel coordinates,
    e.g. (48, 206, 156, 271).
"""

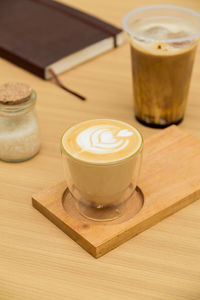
(0, 82, 40, 162)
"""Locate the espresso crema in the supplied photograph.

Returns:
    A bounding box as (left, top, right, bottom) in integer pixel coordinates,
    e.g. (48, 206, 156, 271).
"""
(62, 119, 142, 163)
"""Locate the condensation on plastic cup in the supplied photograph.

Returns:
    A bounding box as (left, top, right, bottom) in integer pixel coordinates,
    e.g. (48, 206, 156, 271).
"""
(122, 4, 200, 44)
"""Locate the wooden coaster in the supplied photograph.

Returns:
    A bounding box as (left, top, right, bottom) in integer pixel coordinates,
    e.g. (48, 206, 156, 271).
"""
(32, 125, 200, 258)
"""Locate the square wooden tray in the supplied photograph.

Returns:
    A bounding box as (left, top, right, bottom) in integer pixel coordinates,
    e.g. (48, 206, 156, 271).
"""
(32, 125, 200, 258)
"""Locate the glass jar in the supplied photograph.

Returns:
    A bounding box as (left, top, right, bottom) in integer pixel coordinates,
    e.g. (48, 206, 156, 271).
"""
(0, 90, 40, 162)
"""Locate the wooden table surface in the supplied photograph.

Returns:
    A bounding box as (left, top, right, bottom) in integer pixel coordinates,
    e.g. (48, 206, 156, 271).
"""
(1, 0, 200, 299)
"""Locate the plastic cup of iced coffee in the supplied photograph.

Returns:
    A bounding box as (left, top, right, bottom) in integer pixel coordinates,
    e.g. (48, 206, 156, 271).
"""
(123, 5, 200, 128)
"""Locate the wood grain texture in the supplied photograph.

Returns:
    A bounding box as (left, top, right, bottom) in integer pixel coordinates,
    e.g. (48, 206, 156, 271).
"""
(0, 0, 200, 299)
(32, 126, 200, 258)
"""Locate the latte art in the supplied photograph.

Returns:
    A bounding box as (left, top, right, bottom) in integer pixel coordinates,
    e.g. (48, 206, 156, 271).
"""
(76, 126, 133, 154)
(61, 119, 143, 220)
(62, 119, 142, 163)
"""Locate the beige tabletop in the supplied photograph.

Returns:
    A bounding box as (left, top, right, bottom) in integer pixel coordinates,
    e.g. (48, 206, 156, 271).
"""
(1, 0, 200, 299)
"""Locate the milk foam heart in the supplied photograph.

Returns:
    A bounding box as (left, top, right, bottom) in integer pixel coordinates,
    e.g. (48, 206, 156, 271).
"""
(76, 126, 133, 154)
(117, 129, 133, 137)
(62, 119, 142, 163)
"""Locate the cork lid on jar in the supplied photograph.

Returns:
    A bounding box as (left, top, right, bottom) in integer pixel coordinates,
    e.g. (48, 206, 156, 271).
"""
(0, 82, 32, 105)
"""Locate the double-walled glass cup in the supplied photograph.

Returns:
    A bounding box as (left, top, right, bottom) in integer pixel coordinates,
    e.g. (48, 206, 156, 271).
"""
(61, 119, 143, 221)
(123, 5, 200, 128)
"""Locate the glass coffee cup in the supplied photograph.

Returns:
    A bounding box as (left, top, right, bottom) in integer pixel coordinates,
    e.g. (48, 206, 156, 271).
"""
(61, 119, 143, 221)
(123, 5, 200, 128)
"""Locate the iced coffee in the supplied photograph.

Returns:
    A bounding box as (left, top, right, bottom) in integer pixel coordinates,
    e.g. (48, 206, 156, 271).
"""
(123, 5, 200, 127)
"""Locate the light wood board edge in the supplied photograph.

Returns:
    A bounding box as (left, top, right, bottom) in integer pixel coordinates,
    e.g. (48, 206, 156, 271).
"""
(95, 190, 200, 258)
(32, 187, 200, 258)
(32, 197, 97, 257)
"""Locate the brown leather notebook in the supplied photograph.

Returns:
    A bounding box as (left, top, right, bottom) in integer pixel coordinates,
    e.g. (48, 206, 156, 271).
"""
(0, 0, 124, 80)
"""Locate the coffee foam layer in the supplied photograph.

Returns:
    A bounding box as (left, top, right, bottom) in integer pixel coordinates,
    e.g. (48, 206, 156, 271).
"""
(62, 120, 142, 163)
(130, 17, 198, 54)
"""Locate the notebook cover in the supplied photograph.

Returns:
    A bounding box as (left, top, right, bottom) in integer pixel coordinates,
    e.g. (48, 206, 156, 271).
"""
(0, 0, 122, 78)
